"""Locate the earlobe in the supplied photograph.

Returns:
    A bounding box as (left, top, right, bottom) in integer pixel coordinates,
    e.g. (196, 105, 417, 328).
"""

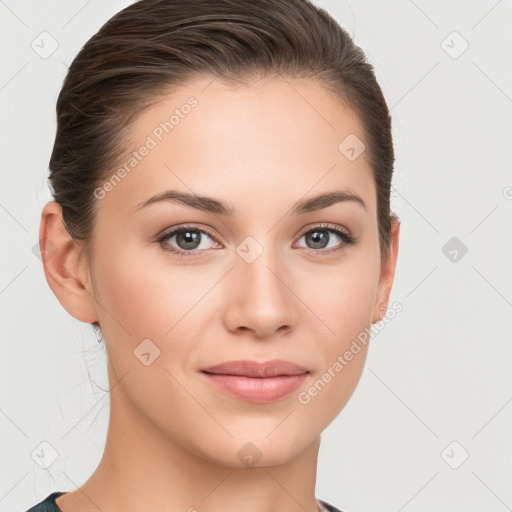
(372, 216, 400, 323)
(39, 200, 99, 324)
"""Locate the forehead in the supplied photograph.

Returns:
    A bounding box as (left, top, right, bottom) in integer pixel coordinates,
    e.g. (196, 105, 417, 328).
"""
(101, 76, 376, 217)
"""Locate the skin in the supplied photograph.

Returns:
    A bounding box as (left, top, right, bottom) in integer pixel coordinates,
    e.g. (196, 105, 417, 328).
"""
(40, 76, 400, 512)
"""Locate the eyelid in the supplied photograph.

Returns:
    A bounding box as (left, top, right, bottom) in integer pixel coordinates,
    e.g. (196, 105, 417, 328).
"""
(295, 222, 353, 240)
(156, 222, 353, 240)
(155, 223, 218, 242)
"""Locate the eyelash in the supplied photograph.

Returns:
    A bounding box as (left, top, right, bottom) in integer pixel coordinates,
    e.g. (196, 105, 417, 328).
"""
(155, 223, 357, 259)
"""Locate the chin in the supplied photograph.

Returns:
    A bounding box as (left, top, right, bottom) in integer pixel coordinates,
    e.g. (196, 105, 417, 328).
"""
(195, 429, 317, 468)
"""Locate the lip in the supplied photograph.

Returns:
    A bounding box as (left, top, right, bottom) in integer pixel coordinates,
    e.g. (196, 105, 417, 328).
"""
(200, 359, 310, 403)
(201, 359, 309, 377)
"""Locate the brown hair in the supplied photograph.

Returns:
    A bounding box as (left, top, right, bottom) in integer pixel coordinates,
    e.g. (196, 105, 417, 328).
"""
(49, 0, 397, 264)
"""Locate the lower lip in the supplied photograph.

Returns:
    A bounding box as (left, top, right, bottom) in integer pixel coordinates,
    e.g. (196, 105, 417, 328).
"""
(201, 372, 309, 403)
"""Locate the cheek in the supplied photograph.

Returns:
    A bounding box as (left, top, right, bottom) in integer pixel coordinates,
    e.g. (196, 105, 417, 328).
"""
(92, 241, 188, 337)
(298, 252, 379, 341)
(293, 253, 378, 413)
(297, 343, 369, 429)
(91, 241, 222, 380)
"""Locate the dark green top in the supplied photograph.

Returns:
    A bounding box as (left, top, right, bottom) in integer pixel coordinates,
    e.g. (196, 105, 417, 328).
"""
(24, 492, 65, 512)
(24, 491, 344, 512)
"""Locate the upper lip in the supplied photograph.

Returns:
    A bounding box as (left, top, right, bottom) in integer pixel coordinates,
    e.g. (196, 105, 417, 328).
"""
(201, 359, 309, 378)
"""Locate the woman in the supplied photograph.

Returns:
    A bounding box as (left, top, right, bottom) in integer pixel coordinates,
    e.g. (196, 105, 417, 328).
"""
(27, 0, 400, 510)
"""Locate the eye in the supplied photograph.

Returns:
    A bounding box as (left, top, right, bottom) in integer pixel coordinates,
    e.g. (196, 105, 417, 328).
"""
(156, 224, 220, 258)
(156, 222, 357, 259)
(294, 223, 357, 255)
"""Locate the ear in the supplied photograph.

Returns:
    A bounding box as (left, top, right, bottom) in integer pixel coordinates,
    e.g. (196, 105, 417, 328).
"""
(38, 200, 99, 324)
(372, 215, 400, 323)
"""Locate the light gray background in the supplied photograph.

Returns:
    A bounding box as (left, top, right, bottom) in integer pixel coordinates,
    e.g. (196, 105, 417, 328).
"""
(1, 1, 511, 511)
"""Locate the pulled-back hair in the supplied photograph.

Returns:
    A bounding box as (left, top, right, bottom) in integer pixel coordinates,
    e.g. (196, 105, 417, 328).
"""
(49, 0, 396, 262)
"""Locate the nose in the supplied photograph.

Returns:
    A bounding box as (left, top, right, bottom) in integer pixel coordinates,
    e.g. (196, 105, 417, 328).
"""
(222, 243, 299, 339)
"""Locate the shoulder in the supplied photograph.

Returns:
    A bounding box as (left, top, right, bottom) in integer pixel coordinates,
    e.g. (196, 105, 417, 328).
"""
(24, 492, 65, 512)
(318, 497, 346, 512)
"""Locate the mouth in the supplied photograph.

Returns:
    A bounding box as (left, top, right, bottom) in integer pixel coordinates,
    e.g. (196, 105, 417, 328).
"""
(200, 359, 310, 403)
(201, 359, 309, 378)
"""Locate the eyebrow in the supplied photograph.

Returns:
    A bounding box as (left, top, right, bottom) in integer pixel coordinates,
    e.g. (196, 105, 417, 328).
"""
(133, 188, 366, 215)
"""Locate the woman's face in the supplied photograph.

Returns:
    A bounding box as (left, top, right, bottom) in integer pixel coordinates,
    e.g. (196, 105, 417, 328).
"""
(73, 76, 398, 466)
